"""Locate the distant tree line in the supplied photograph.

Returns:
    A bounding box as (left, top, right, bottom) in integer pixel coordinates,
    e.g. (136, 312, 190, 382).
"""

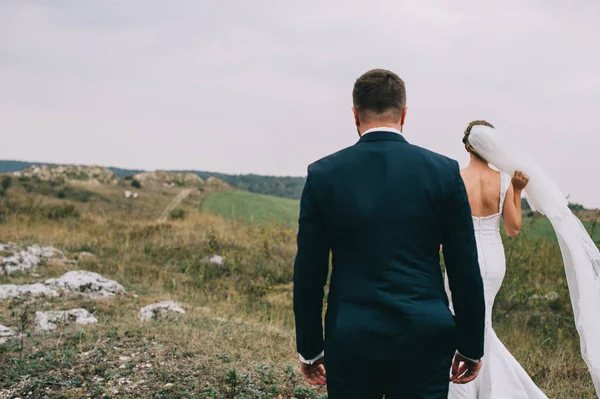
(191, 171, 305, 200)
(0, 161, 307, 200)
(0, 160, 54, 173)
(2, 161, 592, 205)
(522, 198, 586, 213)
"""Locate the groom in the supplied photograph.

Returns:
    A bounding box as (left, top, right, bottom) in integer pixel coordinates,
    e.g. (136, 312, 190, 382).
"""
(293, 69, 486, 398)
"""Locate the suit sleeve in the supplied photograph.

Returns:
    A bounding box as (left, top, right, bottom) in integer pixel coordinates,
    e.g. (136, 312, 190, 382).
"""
(293, 169, 330, 361)
(442, 162, 486, 360)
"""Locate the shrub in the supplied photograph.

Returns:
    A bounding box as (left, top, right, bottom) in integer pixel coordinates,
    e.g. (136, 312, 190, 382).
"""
(170, 209, 185, 220)
(59, 186, 96, 202)
(40, 203, 80, 220)
(131, 179, 142, 189)
(1, 176, 12, 192)
(569, 203, 585, 211)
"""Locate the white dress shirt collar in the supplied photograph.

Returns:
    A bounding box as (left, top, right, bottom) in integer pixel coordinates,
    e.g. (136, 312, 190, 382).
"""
(362, 127, 402, 136)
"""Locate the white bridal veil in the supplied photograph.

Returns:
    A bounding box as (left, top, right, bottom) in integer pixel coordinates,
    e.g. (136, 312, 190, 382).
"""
(469, 125, 600, 396)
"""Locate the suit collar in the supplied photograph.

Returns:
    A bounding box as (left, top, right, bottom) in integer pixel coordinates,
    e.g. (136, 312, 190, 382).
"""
(358, 130, 408, 144)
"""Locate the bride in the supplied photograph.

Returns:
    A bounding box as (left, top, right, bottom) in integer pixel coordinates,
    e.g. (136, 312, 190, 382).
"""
(447, 120, 600, 398)
(445, 120, 548, 398)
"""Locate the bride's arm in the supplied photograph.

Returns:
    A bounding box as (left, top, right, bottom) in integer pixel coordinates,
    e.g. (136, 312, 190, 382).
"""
(503, 171, 529, 237)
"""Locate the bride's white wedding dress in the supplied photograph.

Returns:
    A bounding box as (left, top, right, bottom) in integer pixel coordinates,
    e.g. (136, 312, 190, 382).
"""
(467, 125, 600, 396)
(445, 172, 548, 399)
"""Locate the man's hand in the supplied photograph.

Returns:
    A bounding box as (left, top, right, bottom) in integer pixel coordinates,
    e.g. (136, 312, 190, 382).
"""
(450, 353, 482, 384)
(300, 357, 326, 386)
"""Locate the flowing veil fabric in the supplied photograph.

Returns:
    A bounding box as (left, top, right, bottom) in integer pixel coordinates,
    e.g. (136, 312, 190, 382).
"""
(469, 125, 600, 396)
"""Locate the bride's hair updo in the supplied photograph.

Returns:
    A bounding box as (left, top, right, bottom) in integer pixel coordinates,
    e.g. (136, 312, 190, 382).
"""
(463, 120, 494, 156)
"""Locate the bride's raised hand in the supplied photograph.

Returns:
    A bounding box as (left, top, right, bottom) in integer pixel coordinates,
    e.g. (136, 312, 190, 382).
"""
(512, 171, 529, 191)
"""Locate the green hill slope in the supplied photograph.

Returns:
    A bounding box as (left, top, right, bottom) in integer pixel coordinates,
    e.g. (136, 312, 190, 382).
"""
(524, 216, 600, 242)
(201, 191, 299, 227)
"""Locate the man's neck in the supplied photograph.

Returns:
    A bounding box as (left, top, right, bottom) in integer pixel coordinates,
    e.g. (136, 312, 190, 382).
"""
(358, 123, 403, 136)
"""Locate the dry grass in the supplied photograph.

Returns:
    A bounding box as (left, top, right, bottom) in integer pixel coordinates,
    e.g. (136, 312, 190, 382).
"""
(0, 182, 597, 398)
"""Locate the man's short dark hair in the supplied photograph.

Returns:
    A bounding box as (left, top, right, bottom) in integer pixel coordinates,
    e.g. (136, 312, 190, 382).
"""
(352, 69, 406, 123)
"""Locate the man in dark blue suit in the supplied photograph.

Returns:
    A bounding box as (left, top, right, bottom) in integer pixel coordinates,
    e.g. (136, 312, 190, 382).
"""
(293, 69, 486, 399)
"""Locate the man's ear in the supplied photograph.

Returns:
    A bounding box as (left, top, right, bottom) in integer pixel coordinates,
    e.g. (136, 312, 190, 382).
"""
(352, 107, 360, 127)
(400, 106, 408, 131)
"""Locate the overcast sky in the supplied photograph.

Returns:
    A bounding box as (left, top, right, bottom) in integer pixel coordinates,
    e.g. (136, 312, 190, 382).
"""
(1, 1, 599, 206)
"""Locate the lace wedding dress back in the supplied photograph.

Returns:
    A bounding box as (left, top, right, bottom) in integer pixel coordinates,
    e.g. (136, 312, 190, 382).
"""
(445, 172, 548, 399)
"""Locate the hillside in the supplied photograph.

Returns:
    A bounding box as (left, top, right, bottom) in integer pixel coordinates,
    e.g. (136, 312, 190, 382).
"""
(0, 170, 598, 397)
(199, 191, 600, 242)
(0, 160, 305, 200)
(201, 191, 300, 227)
(191, 171, 304, 200)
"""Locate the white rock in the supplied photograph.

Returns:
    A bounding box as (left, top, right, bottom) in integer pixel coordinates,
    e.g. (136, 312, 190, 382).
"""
(35, 308, 97, 332)
(44, 271, 126, 298)
(0, 325, 17, 344)
(139, 301, 185, 322)
(205, 255, 224, 265)
(0, 283, 59, 300)
(0, 271, 125, 300)
(0, 244, 58, 275)
(529, 291, 559, 301)
(0, 242, 18, 252)
(547, 292, 559, 300)
(125, 190, 139, 199)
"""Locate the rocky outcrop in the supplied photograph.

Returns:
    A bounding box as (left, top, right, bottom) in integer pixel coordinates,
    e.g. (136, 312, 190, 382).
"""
(139, 301, 185, 322)
(0, 283, 59, 300)
(205, 177, 230, 189)
(44, 271, 127, 298)
(0, 242, 59, 275)
(35, 309, 98, 332)
(0, 271, 126, 300)
(133, 171, 204, 188)
(13, 165, 118, 185)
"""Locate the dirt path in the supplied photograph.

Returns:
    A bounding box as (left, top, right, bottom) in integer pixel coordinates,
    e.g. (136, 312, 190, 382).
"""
(158, 188, 194, 222)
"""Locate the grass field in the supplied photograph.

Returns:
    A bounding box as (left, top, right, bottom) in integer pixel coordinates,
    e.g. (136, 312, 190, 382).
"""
(200, 190, 600, 242)
(0, 179, 598, 398)
(201, 190, 300, 227)
(522, 215, 600, 241)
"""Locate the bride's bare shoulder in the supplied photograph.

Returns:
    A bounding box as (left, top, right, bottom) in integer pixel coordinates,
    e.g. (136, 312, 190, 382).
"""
(462, 165, 500, 176)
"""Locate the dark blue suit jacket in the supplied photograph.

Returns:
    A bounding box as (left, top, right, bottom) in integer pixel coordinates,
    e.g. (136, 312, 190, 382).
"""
(293, 131, 485, 362)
